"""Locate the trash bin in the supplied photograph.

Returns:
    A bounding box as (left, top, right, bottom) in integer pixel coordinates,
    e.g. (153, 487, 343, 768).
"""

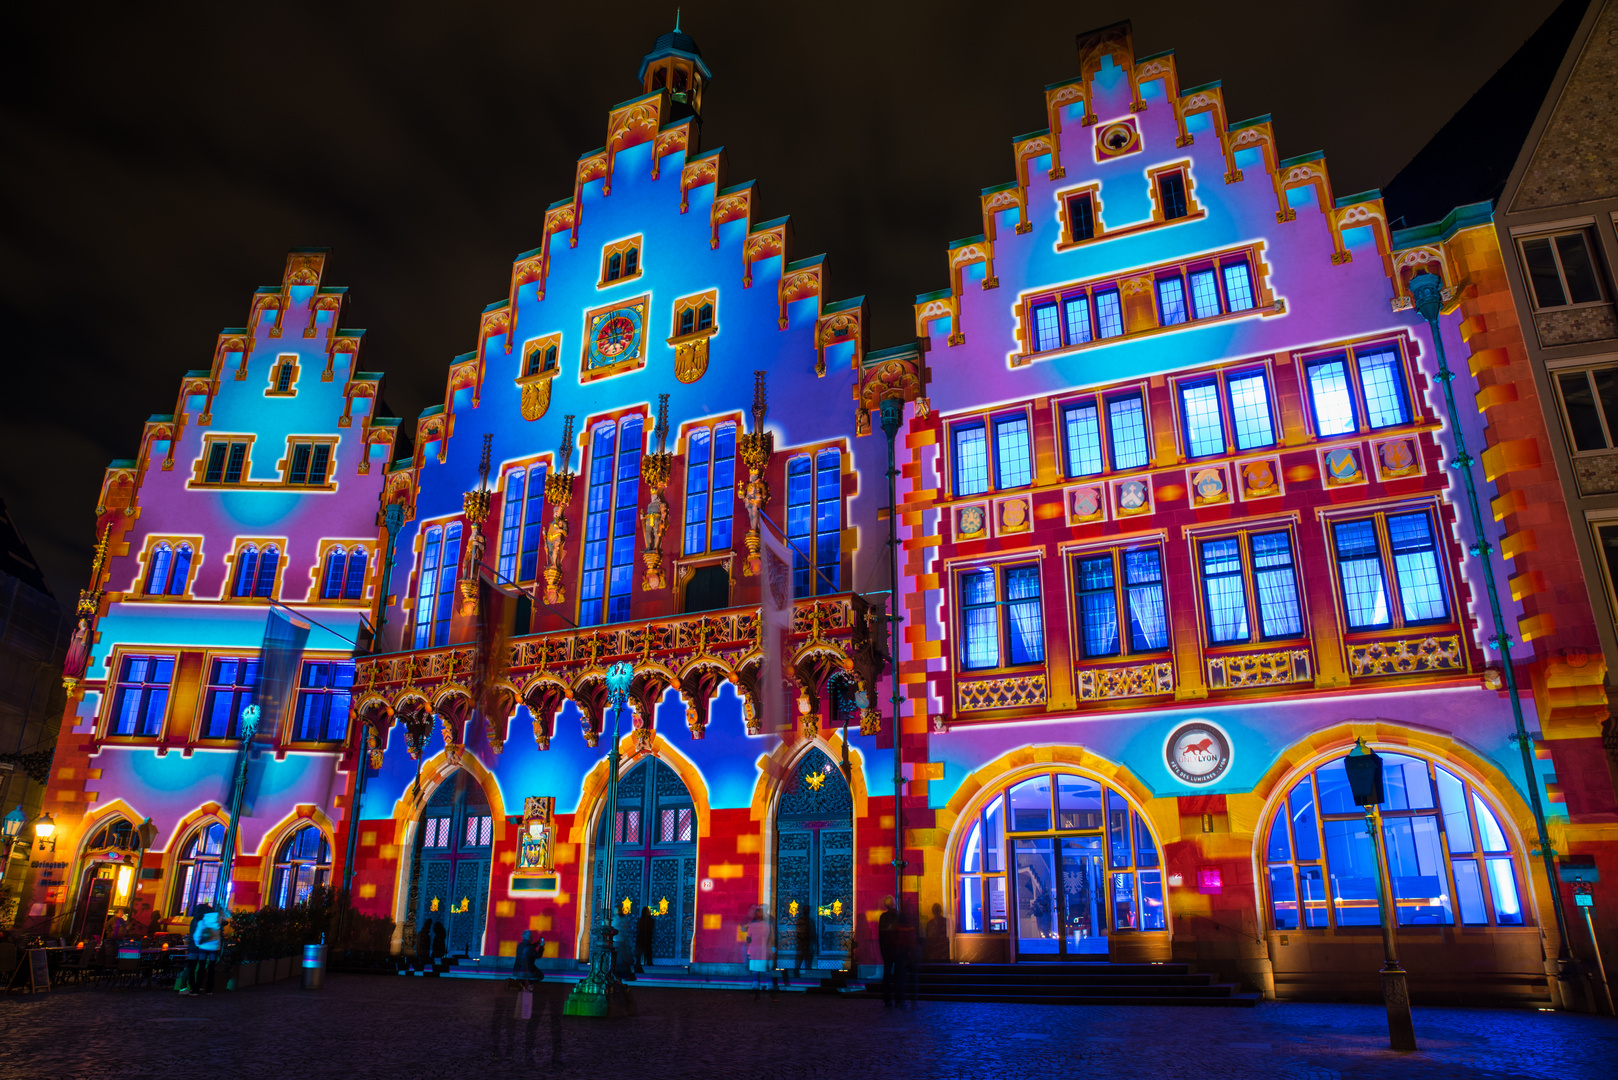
(301, 942, 327, 990)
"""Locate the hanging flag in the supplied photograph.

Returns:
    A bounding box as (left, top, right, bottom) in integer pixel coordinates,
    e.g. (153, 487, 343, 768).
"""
(472, 570, 519, 750)
(760, 518, 796, 743)
(240, 608, 310, 817)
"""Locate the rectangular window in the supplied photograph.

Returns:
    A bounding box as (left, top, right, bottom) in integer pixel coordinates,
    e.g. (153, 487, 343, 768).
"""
(1356, 348, 1410, 429)
(1189, 269, 1221, 319)
(1067, 193, 1095, 242)
(201, 657, 256, 740)
(1557, 368, 1618, 452)
(1305, 357, 1357, 436)
(1520, 230, 1604, 309)
(412, 524, 461, 650)
(709, 424, 737, 552)
(1222, 262, 1255, 312)
(1063, 295, 1092, 345)
(1032, 302, 1062, 352)
(683, 428, 712, 556)
(953, 423, 989, 496)
(1157, 276, 1188, 326)
(579, 417, 643, 626)
(1075, 555, 1118, 659)
(1095, 290, 1124, 339)
(1250, 531, 1303, 639)
(1071, 548, 1170, 659)
(1199, 537, 1249, 644)
(204, 441, 249, 484)
(786, 449, 843, 595)
(1179, 380, 1224, 458)
(1332, 519, 1392, 630)
(497, 469, 525, 583)
(1227, 371, 1276, 450)
(286, 442, 331, 486)
(1062, 402, 1103, 477)
(958, 563, 1044, 671)
(294, 661, 354, 741)
(1387, 512, 1447, 624)
(1157, 171, 1188, 220)
(993, 416, 1032, 488)
(111, 655, 176, 737)
(1123, 548, 1168, 652)
(519, 463, 548, 582)
(1107, 394, 1150, 471)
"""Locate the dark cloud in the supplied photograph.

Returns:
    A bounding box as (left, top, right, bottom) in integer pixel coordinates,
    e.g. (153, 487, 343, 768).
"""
(0, 0, 1557, 601)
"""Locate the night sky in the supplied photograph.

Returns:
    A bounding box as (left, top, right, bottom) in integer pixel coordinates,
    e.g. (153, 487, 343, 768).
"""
(1, 0, 1558, 604)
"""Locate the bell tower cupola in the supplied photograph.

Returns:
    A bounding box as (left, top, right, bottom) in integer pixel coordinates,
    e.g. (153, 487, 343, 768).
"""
(639, 12, 711, 140)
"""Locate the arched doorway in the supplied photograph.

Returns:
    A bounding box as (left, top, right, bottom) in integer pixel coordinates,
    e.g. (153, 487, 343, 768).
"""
(413, 770, 494, 956)
(955, 770, 1166, 961)
(73, 817, 139, 938)
(592, 758, 698, 963)
(773, 746, 854, 969)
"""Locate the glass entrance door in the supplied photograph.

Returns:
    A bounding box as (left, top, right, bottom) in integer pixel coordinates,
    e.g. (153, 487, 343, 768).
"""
(1061, 837, 1107, 955)
(1012, 838, 1058, 955)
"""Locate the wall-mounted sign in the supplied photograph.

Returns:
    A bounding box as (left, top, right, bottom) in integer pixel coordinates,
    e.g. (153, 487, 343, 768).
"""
(1165, 721, 1232, 785)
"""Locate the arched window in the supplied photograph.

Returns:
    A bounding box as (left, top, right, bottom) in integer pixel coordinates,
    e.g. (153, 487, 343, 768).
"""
(679, 309, 694, 336)
(87, 817, 135, 852)
(607, 252, 623, 281)
(672, 68, 687, 92)
(145, 544, 171, 595)
(269, 825, 331, 908)
(957, 771, 1163, 958)
(322, 546, 347, 599)
(697, 303, 713, 331)
(169, 544, 192, 594)
(234, 545, 259, 597)
(623, 247, 638, 276)
(652, 68, 667, 90)
(254, 545, 280, 598)
(343, 547, 368, 600)
(1263, 751, 1525, 930)
(543, 344, 557, 371)
(172, 822, 226, 917)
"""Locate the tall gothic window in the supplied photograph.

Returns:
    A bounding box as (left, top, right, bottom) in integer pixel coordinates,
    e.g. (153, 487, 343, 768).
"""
(580, 417, 643, 626)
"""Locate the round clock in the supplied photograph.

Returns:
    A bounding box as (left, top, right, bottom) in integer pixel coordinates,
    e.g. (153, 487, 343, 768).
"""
(595, 315, 637, 358)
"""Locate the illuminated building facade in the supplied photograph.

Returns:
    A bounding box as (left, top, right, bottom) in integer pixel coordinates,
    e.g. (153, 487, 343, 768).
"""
(22, 251, 398, 938)
(897, 21, 1614, 1004)
(344, 30, 899, 968)
(19, 16, 1617, 1004)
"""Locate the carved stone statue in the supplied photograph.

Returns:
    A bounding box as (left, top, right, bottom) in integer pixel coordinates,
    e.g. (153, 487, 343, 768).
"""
(642, 486, 667, 552)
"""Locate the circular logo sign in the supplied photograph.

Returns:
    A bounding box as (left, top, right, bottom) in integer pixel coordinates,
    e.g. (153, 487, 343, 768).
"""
(1166, 722, 1232, 785)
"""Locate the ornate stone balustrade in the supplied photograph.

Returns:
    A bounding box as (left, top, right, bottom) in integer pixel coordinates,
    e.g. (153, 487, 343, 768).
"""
(353, 594, 885, 759)
(1206, 648, 1312, 690)
(1347, 635, 1464, 677)
(957, 674, 1048, 713)
(1075, 661, 1174, 702)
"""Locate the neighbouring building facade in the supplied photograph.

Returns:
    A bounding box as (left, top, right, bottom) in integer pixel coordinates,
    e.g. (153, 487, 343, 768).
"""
(18, 251, 399, 940)
(897, 20, 1614, 1006)
(17, 17, 1618, 1007)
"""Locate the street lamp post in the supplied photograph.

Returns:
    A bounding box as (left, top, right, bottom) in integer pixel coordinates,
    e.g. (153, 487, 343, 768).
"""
(564, 660, 637, 1018)
(877, 396, 906, 913)
(1344, 738, 1417, 1051)
(1406, 272, 1579, 1003)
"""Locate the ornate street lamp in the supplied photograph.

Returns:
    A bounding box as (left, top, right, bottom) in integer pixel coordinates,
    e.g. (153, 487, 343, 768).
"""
(32, 812, 55, 852)
(1406, 271, 1578, 1003)
(2, 805, 25, 862)
(564, 660, 637, 1018)
(1344, 738, 1416, 1051)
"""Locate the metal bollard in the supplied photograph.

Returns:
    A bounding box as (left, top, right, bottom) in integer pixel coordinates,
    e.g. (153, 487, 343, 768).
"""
(301, 942, 327, 990)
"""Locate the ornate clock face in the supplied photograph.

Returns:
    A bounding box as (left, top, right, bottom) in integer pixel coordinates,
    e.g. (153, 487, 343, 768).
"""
(595, 315, 637, 358)
(584, 300, 647, 373)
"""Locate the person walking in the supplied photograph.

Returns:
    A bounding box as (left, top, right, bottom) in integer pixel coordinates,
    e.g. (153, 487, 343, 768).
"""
(745, 906, 774, 998)
(493, 929, 551, 1062)
(877, 895, 899, 1007)
(793, 909, 815, 983)
(636, 906, 655, 972)
(183, 904, 224, 996)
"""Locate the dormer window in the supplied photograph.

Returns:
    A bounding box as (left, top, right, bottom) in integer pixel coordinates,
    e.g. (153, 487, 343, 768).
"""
(679, 309, 694, 336)
(600, 237, 645, 287)
(673, 292, 718, 339)
(697, 303, 713, 331)
(267, 355, 299, 396)
(522, 338, 562, 378)
(673, 68, 687, 92)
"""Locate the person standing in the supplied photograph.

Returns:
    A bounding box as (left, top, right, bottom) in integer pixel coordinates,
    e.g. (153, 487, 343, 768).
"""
(925, 902, 950, 961)
(636, 906, 655, 972)
(431, 919, 447, 960)
(185, 904, 224, 995)
(877, 896, 899, 1007)
(745, 906, 774, 998)
(793, 909, 815, 983)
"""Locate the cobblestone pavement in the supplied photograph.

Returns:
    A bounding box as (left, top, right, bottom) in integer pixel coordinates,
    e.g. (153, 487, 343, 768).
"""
(3, 975, 1616, 1080)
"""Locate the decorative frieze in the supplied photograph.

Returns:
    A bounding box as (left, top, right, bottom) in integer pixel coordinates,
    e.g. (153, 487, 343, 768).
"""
(1075, 662, 1173, 701)
(1348, 635, 1464, 677)
(957, 674, 1048, 712)
(1207, 648, 1312, 690)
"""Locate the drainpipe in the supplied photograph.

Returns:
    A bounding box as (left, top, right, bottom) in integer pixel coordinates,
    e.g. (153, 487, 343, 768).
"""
(1407, 272, 1577, 998)
(878, 396, 906, 911)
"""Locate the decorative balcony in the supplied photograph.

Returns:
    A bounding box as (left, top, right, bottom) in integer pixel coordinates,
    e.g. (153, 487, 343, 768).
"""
(1346, 634, 1465, 678)
(1206, 648, 1312, 691)
(351, 594, 885, 763)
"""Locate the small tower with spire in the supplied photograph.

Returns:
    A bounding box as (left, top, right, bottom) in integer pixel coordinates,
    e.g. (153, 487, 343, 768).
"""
(638, 12, 711, 141)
